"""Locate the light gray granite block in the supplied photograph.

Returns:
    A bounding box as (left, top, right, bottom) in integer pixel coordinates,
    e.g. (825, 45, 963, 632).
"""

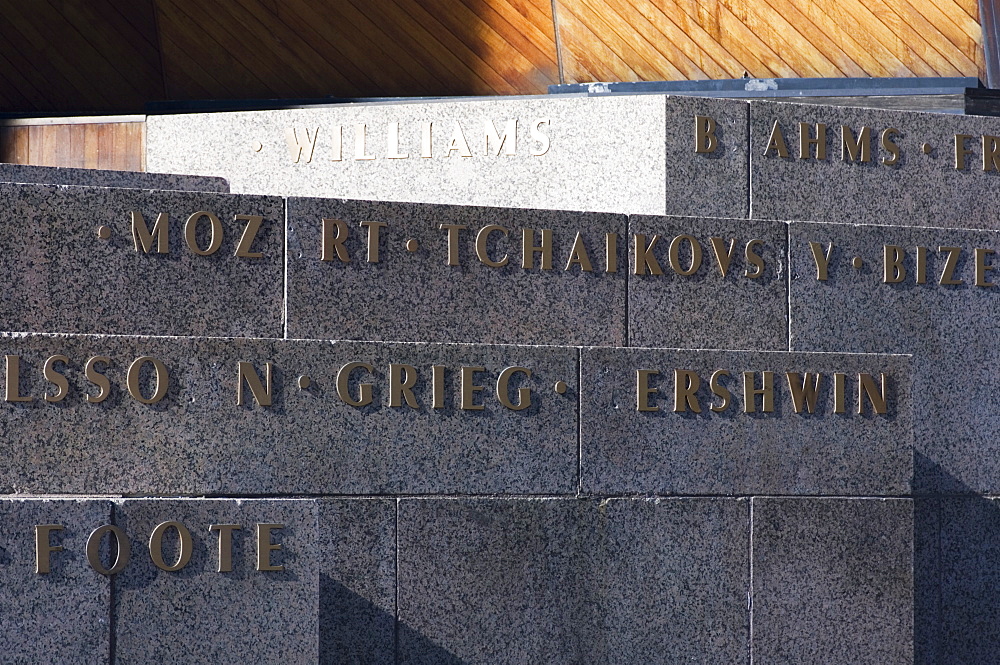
(789, 221, 1000, 493)
(628, 215, 786, 348)
(0, 335, 577, 495)
(287, 198, 626, 345)
(581, 346, 912, 495)
(752, 100, 1000, 228)
(397, 498, 748, 665)
(0, 499, 112, 664)
(319, 499, 395, 665)
(0, 183, 282, 337)
(0, 163, 229, 192)
(751, 498, 913, 665)
(147, 95, 748, 217)
(113, 499, 318, 665)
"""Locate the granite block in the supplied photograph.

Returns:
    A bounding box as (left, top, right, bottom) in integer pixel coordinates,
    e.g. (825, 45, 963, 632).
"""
(789, 222, 1000, 493)
(628, 214, 786, 348)
(319, 499, 395, 665)
(287, 198, 625, 345)
(581, 347, 912, 495)
(397, 497, 748, 665)
(0, 335, 577, 495)
(936, 496, 1000, 663)
(0, 499, 112, 664)
(751, 498, 913, 665)
(0, 162, 229, 192)
(147, 95, 748, 217)
(0, 182, 282, 337)
(752, 100, 1000, 228)
(114, 499, 318, 664)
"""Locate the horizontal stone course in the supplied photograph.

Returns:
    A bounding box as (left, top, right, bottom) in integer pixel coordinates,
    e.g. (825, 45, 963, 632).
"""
(0, 162, 229, 192)
(0, 182, 283, 337)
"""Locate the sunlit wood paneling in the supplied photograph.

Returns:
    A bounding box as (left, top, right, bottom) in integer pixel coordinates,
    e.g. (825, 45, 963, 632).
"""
(155, 0, 561, 99)
(1, 122, 144, 171)
(555, 0, 987, 83)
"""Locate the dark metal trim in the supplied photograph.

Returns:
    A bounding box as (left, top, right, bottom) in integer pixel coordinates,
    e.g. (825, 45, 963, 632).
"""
(981, 0, 1000, 88)
(548, 77, 984, 98)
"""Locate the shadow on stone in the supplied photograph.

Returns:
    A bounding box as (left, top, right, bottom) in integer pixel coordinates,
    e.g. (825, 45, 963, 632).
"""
(320, 575, 465, 665)
(913, 452, 1000, 665)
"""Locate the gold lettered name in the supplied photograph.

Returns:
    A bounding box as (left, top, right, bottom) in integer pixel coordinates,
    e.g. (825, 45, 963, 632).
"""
(635, 368, 889, 415)
(34, 522, 285, 575)
(807, 241, 997, 287)
(281, 118, 551, 164)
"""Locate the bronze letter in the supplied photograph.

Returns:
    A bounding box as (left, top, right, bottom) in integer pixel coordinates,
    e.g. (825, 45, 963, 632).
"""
(237, 361, 273, 407)
(673, 369, 701, 413)
(695, 115, 718, 153)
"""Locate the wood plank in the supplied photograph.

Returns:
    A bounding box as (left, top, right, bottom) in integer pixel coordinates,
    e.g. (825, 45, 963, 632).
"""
(557, 1, 644, 81)
(754, 0, 868, 76)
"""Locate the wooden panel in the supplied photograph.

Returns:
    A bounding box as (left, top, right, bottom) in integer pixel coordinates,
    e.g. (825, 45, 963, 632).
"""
(0, 0, 162, 113)
(0, 123, 144, 171)
(556, 0, 986, 82)
(155, 0, 560, 99)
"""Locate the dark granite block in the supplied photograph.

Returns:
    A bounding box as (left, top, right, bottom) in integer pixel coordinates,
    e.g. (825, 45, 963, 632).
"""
(936, 497, 1000, 664)
(581, 347, 912, 495)
(752, 100, 1000, 228)
(397, 498, 748, 665)
(0, 499, 112, 664)
(751, 498, 913, 665)
(0, 335, 577, 495)
(664, 96, 749, 219)
(0, 163, 229, 192)
(628, 215, 786, 348)
(319, 499, 395, 665)
(789, 222, 1000, 493)
(114, 499, 318, 665)
(0, 183, 282, 337)
(287, 198, 626, 345)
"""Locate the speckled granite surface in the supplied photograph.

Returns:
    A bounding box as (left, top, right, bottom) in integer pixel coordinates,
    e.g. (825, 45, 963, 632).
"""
(147, 95, 748, 217)
(113, 499, 317, 664)
(0, 335, 577, 495)
(628, 214, 786, 348)
(752, 498, 913, 665)
(287, 198, 626, 345)
(397, 497, 748, 665)
(0, 499, 111, 664)
(581, 347, 912, 495)
(0, 163, 229, 192)
(752, 100, 1000, 228)
(789, 221, 1000, 493)
(0, 183, 283, 337)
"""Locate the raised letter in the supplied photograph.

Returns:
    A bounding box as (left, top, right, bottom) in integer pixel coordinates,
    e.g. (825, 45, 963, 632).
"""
(939, 246, 963, 285)
(284, 127, 318, 163)
(5, 355, 31, 403)
(956, 134, 973, 170)
(710, 369, 731, 412)
(337, 362, 374, 407)
(87, 525, 130, 576)
(256, 524, 284, 572)
(485, 119, 517, 156)
(446, 122, 472, 157)
(743, 371, 775, 413)
(881, 128, 901, 166)
(237, 361, 272, 407)
(745, 240, 765, 279)
(475, 225, 509, 268)
(668, 235, 703, 276)
(497, 367, 531, 411)
(360, 221, 387, 263)
(440, 224, 468, 266)
(884, 245, 906, 283)
(85, 357, 111, 404)
(355, 124, 375, 160)
(43, 355, 69, 403)
(389, 363, 419, 408)
(695, 115, 718, 153)
(35, 524, 64, 574)
(321, 219, 350, 262)
(799, 122, 827, 160)
(209, 524, 240, 573)
(460, 366, 485, 411)
(522, 228, 553, 270)
(565, 233, 593, 272)
(606, 233, 619, 273)
(387, 122, 409, 159)
(858, 373, 888, 415)
(976, 248, 996, 287)
(673, 369, 701, 413)
(234, 215, 264, 258)
(841, 126, 872, 162)
(786, 372, 822, 414)
(809, 241, 833, 281)
(834, 372, 846, 414)
(149, 521, 193, 572)
(710, 237, 737, 277)
(132, 211, 169, 254)
(764, 120, 790, 158)
(530, 119, 550, 156)
(636, 369, 659, 412)
(184, 211, 223, 256)
(127, 356, 169, 405)
(633, 234, 663, 275)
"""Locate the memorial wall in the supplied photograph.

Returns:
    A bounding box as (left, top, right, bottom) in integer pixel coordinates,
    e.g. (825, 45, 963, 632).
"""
(6, 95, 1000, 662)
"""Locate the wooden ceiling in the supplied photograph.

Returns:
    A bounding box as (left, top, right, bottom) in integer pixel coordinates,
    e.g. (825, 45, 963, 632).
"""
(0, 0, 990, 115)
